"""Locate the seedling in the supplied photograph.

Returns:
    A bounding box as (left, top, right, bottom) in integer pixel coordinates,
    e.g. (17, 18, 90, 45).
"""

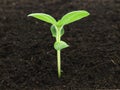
(28, 10, 90, 78)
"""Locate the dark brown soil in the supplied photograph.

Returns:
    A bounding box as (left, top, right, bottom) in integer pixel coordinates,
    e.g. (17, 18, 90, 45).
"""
(0, 0, 120, 89)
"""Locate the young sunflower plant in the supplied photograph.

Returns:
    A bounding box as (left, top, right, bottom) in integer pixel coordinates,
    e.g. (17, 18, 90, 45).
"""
(28, 10, 90, 78)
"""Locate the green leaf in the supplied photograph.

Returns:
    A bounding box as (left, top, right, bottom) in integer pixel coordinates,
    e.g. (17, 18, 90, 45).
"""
(50, 25, 56, 37)
(57, 10, 90, 26)
(28, 13, 57, 24)
(60, 27, 65, 37)
(54, 41, 69, 50)
(50, 25, 65, 38)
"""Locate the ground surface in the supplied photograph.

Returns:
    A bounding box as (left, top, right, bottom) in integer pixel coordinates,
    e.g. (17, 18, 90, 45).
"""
(0, 0, 120, 90)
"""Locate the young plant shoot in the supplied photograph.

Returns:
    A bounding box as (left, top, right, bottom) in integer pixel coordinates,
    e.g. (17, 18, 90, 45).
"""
(28, 10, 90, 78)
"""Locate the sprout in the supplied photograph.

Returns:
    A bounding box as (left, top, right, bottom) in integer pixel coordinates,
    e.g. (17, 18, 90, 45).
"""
(28, 10, 90, 78)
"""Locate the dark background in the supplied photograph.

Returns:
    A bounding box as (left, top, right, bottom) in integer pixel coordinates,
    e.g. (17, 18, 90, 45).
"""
(0, 0, 120, 89)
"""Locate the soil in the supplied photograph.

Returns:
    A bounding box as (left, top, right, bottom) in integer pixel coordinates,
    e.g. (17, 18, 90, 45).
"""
(0, 0, 120, 89)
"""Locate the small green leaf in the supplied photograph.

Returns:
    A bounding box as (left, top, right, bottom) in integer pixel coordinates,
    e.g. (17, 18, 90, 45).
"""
(57, 10, 90, 26)
(54, 41, 69, 50)
(28, 13, 57, 24)
(60, 27, 64, 37)
(50, 25, 56, 37)
(50, 25, 65, 38)
(60, 28, 65, 36)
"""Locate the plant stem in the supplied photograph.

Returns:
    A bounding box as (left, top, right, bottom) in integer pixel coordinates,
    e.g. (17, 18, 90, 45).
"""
(57, 50, 61, 78)
(55, 26, 61, 78)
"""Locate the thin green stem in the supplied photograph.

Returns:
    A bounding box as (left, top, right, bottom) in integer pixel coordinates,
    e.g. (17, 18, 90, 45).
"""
(57, 50, 61, 78)
(55, 26, 62, 78)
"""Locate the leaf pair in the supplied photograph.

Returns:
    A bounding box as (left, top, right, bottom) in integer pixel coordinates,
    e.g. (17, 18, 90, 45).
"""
(28, 10, 90, 50)
(54, 41, 69, 50)
(28, 10, 90, 27)
(50, 25, 64, 38)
